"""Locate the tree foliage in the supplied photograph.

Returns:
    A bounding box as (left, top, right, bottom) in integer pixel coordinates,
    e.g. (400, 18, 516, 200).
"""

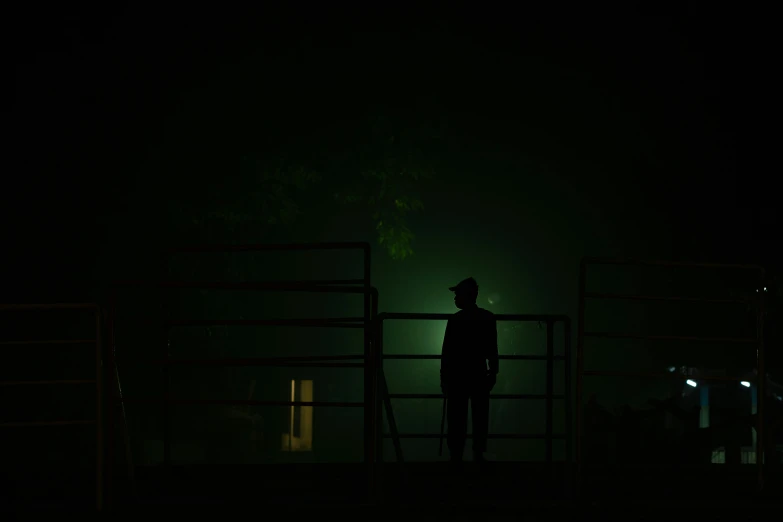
(334, 165, 430, 260)
(177, 117, 439, 260)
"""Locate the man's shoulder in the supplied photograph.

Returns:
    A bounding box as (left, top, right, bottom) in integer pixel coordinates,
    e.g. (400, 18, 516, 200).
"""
(453, 307, 495, 319)
(476, 307, 495, 318)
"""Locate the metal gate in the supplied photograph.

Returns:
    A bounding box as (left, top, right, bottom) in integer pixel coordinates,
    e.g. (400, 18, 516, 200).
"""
(375, 312, 573, 493)
(576, 257, 767, 490)
(0, 303, 103, 509)
(106, 242, 378, 506)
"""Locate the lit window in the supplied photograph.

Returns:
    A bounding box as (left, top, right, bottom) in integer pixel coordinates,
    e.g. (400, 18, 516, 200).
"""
(282, 379, 313, 452)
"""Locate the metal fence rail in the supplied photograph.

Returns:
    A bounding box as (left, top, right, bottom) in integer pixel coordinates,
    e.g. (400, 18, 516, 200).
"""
(0, 303, 103, 510)
(374, 312, 572, 476)
(576, 257, 766, 490)
(106, 242, 377, 506)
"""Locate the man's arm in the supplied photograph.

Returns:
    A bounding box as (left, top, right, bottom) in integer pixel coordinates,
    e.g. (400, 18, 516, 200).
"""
(440, 319, 453, 380)
(488, 315, 499, 375)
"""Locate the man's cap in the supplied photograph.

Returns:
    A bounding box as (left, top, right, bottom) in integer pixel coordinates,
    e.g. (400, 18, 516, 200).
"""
(449, 277, 479, 293)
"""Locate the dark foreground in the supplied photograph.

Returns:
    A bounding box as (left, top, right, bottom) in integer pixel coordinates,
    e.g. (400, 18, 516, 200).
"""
(4, 462, 783, 519)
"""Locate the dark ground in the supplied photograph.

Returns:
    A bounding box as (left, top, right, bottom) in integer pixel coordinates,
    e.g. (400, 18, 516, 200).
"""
(5, 461, 783, 519)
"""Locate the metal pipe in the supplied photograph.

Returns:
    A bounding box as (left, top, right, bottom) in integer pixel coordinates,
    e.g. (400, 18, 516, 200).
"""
(162, 248, 173, 471)
(545, 320, 554, 466)
(383, 433, 566, 439)
(149, 279, 367, 285)
(575, 259, 586, 491)
(581, 258, 764, 271)
(0, 303, 98, 311)
(234, 354, 367, 361)
(756, 273, 766, 490)
(583, 332, 758, 344)
(162, 318, 367, 328)
(0, 420, 96, 427)
(160, 240, 172, 472)
(106, 292, 116, 509)
(378, 312, 569, 322)
(118, 398, 366, 407)
(0, 339, 97, 346)
(95, 309, 103, 511)
(563, 317, 573, 491)
(119, 354, 368, 362)
(112, 281, 370, 294)
(167, 241, 371, 253)
(137, 359, 365, 369)
(382, 354, 566, 361)
(372, 289, 384, 465)
(162, 357, 171, 468)
(584, 292, 749, 304)
(362, 243, 375, 502)
(581, 371, 760, 382)
(0, 380, 97, 386)
(387, 393, 565, 400)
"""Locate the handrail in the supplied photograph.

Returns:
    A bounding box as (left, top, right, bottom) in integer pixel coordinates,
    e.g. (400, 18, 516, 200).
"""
(0, 303, 97, 311)
(0, 303, 103, 510)
(112, 280, 370, 294)
(168, 242, 371, 253)
(576, 257, 766, 494)
(383, 354, 566, 361)
(106, 244, 378, 507)
(374, 312, 572, 474)
(387, 393, 565, 400)
(582, 257, 765, 271)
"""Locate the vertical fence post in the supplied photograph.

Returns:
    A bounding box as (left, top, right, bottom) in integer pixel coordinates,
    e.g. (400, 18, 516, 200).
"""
(374, 301, 385, 504)
(755, 270, 766, 491)
(564, 317, 573, 498)
(575, 260, 586, 496)
(106, 294, 116, 509)
(162, 253, 172, 471)
(545, 320, 554, 468)
(95, 308, 103, 510)
(362, 245, 375, 501)
(162, 354, 171, 469)
(373, 290, 384, 465)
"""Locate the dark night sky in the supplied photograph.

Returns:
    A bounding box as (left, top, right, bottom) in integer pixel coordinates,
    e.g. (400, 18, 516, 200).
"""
(6, 4, 780, 303)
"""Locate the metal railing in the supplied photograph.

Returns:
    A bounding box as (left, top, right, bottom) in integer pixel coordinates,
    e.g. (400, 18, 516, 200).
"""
(576, 257, 766, 489)
(0, 303, 103, 510)
(374, 312, 572, 475)
(106, 242, 377, 506)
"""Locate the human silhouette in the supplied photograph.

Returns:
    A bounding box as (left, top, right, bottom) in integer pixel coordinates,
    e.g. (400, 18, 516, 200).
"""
(440, 277, 498, 468)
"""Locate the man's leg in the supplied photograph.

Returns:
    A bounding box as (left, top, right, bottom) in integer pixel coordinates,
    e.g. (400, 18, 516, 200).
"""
(471, 384, 490, 460)
(447, 389, 469, 462)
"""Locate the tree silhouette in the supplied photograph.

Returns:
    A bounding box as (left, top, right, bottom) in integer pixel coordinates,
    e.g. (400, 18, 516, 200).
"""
(168, 113, 441, 261)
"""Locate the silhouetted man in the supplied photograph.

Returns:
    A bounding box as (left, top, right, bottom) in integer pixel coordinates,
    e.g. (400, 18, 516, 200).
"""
(440, 277, 499, 467)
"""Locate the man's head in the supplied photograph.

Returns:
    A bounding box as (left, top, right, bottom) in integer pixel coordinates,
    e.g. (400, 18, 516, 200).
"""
(449, 277, 479, 309)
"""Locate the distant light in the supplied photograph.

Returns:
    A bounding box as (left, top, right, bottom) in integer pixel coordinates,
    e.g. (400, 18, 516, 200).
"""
(740, 381, 751, 388)
(764, 287, 768, 292)
(487, 292, 501, 306)
(668, 366, 676, 373)
(686, 379, 698, 388)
